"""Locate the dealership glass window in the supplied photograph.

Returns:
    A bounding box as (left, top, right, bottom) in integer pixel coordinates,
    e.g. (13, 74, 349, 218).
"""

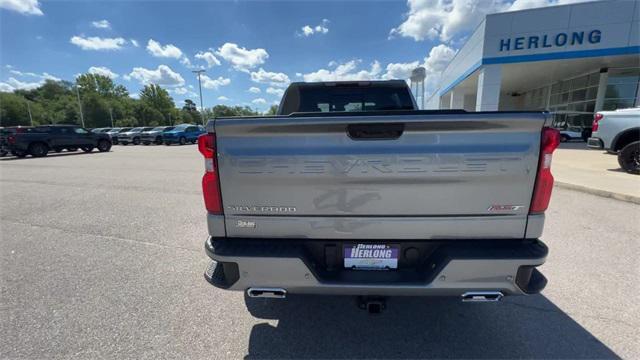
(602, 68, 640, 111)
(546, 71, 600, 128)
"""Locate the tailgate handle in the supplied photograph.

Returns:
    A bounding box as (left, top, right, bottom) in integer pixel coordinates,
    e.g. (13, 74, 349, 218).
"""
(347, 123, 404, 140)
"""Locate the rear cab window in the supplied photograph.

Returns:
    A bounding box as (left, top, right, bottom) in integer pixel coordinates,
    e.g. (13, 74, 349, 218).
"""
(279, 81, 416, 115)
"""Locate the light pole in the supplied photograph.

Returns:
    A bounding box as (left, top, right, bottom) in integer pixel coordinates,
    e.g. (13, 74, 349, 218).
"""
(75, 85, 85, 128)
(109, 108, 114, 128)
(192, 69, 206, 124)
(25, 100, 34, 126)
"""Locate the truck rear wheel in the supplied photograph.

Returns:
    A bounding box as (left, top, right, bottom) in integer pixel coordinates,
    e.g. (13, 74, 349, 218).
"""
(97, 140, 112, 152)
(28, 142, 48, 157)
(618, 141, 640, 174)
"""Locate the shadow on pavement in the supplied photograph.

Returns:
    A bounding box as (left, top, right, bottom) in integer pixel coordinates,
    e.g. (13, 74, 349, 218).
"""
(245, 294, 617, 359)
(0, 151, 108, 161)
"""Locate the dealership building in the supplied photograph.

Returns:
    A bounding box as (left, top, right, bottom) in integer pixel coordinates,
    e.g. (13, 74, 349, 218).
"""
(425, 0, 640, 128)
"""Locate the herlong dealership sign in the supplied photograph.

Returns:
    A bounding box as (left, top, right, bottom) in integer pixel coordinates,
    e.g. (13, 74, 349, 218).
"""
(499, 30, 601, 52)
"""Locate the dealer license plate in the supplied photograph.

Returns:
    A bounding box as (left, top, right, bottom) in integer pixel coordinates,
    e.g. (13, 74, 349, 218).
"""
(344, 244, 399, 270)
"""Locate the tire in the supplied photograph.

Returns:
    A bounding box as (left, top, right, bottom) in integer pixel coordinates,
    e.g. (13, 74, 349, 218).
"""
(190, 139, 197, 144)
(143, 142, 150, 145)
(81, 146, 94, 153)
(67, 147, 78, 152)
(11, 150, 27, 158)
(28, 142, 48, 157)
(155, 137, 163, 145)
(164, 142, 171, 146)
(97, 139, 112, 152)
(617, 141, 640, 175)
(53, 147, 63, 153)
(133, 137, 140, 145)
(121, 142, 128, 146)
(560, 134, 570, 143)
(179, 136, 186, 145)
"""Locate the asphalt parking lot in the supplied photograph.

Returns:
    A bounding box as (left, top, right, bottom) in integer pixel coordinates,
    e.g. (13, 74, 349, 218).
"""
(1, 145, 638, 359)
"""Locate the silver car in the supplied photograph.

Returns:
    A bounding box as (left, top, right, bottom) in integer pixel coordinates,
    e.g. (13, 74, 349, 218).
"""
(140, 126, 175, 145)
(118, 127, 153, 145)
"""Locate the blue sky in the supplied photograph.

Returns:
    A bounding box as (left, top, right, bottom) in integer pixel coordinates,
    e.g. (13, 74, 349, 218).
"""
(0, 0, 582, 111)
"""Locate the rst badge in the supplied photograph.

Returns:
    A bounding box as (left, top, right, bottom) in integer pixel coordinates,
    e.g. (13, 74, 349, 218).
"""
(487, 205, 525, 212)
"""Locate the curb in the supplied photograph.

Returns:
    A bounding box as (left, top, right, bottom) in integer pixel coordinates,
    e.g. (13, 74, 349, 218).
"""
(555, 181, 640, 205)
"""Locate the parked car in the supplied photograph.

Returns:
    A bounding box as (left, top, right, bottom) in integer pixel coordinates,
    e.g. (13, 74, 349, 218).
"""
(199, 80, 559, 313)
(163, 124, 204, 145)
(5, 124, 112, 157)
(559, 127, 584, 142)
(141, 126, 175, 145)
(588, 107, 640, 174)
(118, 127, 153, 145)
(1, 126, 33, 157)
(92, 127, 112, 133)
(107, 127, 131, 145)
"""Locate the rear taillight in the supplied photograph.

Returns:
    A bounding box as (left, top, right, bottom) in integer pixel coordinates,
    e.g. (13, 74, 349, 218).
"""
(530, 127, 560, 214)
(592, 113, 603, 132)
(7, 135, 16, 144)
(198, 133, 223, 214)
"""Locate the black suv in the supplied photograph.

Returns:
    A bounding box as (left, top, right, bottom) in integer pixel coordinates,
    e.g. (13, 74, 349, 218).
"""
(6, 125, 112, 158)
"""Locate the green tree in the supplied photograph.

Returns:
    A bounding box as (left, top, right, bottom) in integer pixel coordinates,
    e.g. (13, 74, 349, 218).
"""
(266, 105, 278, 115)
(139, 84, 174, 116)
(207, 105, 259, 118)
(0, 92, 32, 126)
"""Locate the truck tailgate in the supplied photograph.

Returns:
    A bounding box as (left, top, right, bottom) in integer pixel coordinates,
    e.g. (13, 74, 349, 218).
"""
(214, 112, 546, 239)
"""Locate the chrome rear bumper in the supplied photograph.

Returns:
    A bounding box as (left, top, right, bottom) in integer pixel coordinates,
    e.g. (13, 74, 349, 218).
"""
(204, 236, 547, 297)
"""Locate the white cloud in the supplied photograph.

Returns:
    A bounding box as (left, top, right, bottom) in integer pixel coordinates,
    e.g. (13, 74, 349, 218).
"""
(195, 50, 221, 68)
(252, 98, 267, 105)
(390, 0, 592, 42)
(88, 66, 119, 79)
(0, 0, 43, 15)
(423, 44, 457, 73)
(0, 82, 13, 92)
(8, 68, 60, 81)
(266, 87, 285, 97)
(91, 19, 111, 29)
(70, 36, 126, 50)
(217, 96, 230, 101)
(146, 39, 183, 59)
(215, 43, 269, 72)
(130, 39, 139, 47)
(382, 61, 420, 80)
(180, 56, 193, 68)
(303, 60, 382, 82)
(173, 87, 188, 95)
(298, 19, 330, 37)
(128, 65, 185, 86)
(200, 75, 231, 90)
(169, 87, 198, 98)
(0, 77, 43, 91)
(248, 87, 261, 93)
(250, 68, 290, 87)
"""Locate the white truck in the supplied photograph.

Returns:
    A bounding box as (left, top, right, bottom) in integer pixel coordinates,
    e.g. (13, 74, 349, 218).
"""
(197, 80, 560, 313)
(588, 107, 640, 174)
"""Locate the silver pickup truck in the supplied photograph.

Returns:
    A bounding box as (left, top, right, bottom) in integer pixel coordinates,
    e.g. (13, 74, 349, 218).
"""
(198, 80, 560, 312)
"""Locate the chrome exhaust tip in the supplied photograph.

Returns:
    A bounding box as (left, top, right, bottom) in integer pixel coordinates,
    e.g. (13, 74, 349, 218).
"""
(247, 287, 287, 299)
(461, 291, 504, 302)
